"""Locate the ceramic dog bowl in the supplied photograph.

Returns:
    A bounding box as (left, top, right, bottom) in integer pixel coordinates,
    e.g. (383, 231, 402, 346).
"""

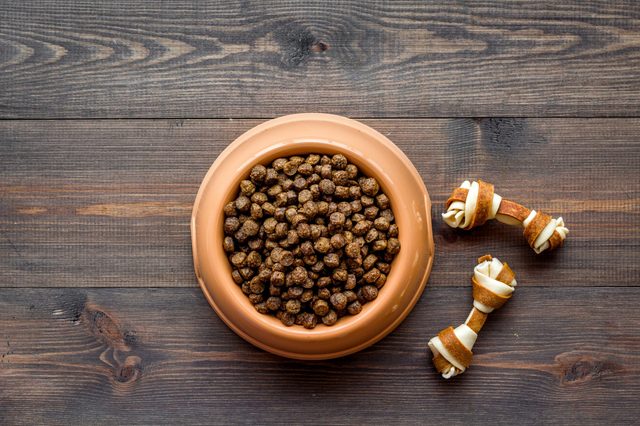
(191, 113, 433, 359)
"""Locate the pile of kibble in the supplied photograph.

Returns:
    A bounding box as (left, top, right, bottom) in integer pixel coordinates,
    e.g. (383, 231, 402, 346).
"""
(222, 153, 400, 329)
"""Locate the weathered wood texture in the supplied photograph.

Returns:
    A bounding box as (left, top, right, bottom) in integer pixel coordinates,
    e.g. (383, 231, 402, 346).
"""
(1, 1, 640, 119)
(2, 119, 638, 288)
(1, 287, 638, 425)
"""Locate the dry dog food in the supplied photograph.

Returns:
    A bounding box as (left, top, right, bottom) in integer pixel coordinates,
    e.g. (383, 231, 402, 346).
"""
(223, 154, 400, 328)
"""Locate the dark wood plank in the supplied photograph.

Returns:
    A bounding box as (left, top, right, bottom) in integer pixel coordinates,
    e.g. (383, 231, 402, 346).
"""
(0, 287, 638, 425)
(1, 1, 640, 118)
(1, 118, 639, 288)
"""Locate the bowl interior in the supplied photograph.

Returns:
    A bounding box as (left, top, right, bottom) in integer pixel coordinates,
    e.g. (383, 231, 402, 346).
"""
(216, 141, 412, 332)
(192, 114, 433, 358)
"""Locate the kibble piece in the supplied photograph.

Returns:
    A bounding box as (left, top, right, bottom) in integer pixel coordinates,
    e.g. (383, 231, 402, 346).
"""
(303, 254, 317, 266)
(263, 217, 278, 234)
(375, 193, 390, 209)
(376, 262, 391, 274)
(324, 253, 340, 268)
(331, 154, 348, 170)
(318, 288, 331, 300)
(250, 203, 263, 219)
(283, 161, 298, 176)
(374, 216, 390, 232)
(332, 268, 348, 282)
(372, 240, 387, 251)
(251, 192, 267, 205)
(375, 273, 387, 288)
(240, 180, 256, 196)
(388, 223, 399, 237)
(317, 276, 332, 288)
(365, 228, 379, 243)
(297, 222, 312, 239)
(230, 252, 246, 267)
(231, 269, 243, 284)
(330, 233, 347, 249)
(312, 299, 330, 316)
(319, 179, 336, 195)
(249, 165, 267, 183)
(224, 217, 240, 235)
(345, 274, 357, 290)
(298, 163, 313, 176)
(267, 184, 283, 197)
(273, 158, 287, 171)
(335, 186, 349, 198)
(387, 238, 401, 255)
(277, 311, 295, 326)
(330, 292, 348, 311)
(265, 297, 281, 311)
(363, 268, 381, 284)
(345, 242, 361, 258)
(308, 173, 321, 184)
(265, 168, 279, 184)
(314, 237, 331, 254)
(246, 251, 262, 268)
(364, 206, 379, 220)
(300, 240, 315, 256)
(361, 195, 374, 207)
(235, 195, 251, 212)
(293, 176, 307, 191)
(352, 220, 371, 236)
(249, 277, 265, 294)
(301, 289, 314, 303)
(345, 164, 358, 178)
(361, 177, 380, 196)
(380, 209, 395, 222)
(347, 301, 363, 315)
(262, 202, 276, 216)
(270, 271, 285, 287)
(285, 299, 302, 314)
(363, 254, 378, 271)
(333, 170, 349, 186)
(361, 285, 379, 301)
(322, 310, 338, 326)
(343, 290, 358, 303)
(254, 302, 269, 314)
(290, 266, 307, 284)
(280, 250, 294, 267)
(300, 312, 317, 329)
(239, 267, 253, 280)
(329, 212, 346, 227)
(306, 154, 321, 165)
(224, 201, 237, 217)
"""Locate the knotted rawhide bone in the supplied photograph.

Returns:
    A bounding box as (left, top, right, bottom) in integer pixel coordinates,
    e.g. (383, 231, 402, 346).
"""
(442, 180, 569, 253)
(428, 255, 517, 379)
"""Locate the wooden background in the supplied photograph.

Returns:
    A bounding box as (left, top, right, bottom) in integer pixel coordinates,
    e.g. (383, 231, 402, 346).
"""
(1, 1, 639, 424)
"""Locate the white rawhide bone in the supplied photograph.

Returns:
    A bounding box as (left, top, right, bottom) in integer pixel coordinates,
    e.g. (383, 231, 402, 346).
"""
(428, 255, 517, 379)
(442, 180, 568, 253)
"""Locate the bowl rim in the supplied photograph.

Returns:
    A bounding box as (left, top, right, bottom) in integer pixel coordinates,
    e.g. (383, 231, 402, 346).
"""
(191, 113, 434, 359)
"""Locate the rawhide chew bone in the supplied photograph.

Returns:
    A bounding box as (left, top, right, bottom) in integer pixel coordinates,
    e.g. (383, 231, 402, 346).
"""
(442, 180, 568, 253)
(428, 255, 517, 379)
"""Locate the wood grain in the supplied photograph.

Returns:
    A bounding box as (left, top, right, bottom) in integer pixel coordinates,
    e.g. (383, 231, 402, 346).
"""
(1, 1, 640, 118)
(1, 118, 638, 288)
(1, 287, 638, 425)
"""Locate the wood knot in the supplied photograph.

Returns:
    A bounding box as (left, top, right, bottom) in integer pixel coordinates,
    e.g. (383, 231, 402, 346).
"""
(82, 303, 132, 351)
(274, 22, 322, 68)
(311, 41, 329, 52)
(555, 353, 621, 385)
(114, 355, 142, 384)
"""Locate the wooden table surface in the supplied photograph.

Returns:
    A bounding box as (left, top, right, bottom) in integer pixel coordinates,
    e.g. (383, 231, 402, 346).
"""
(1, 1, 639, 424)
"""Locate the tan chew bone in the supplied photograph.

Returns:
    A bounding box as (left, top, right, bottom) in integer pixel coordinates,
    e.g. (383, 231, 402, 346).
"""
(442, 180, 568, 253)
(428, 255, 517, 379)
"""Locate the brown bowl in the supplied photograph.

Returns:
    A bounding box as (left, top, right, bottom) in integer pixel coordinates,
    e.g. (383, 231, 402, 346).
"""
(191, 113, 434, 359)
